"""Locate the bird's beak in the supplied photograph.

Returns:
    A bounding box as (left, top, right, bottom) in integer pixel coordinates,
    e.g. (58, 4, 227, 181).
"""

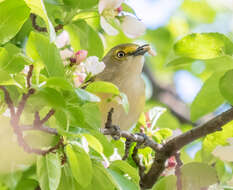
(131, 44, 151, 56)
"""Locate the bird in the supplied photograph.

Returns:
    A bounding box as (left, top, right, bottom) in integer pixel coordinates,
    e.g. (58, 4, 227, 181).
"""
(96, 43, 154, 130)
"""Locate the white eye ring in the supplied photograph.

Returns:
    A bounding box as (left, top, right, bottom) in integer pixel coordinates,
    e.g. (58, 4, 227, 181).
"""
(117, 51, 125, 58)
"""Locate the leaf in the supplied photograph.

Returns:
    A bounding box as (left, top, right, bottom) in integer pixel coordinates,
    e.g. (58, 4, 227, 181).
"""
(174, 33, 233, 59)
(152, 175, 177, 190)
(37, 87, 66, 109)
(180, 162, 218, 190)
(0, 0, 30, 45)
(166, 57, 195, 67)
(82, 103, 102, 129)
(82, 134, 103, 154)
(65, 20, 104, 58)
(15, 179, 38, 190)
(109, 160, 140, 184)
(122, 3, 136, 15)
(0, 70, 15, 85)
(203, 120, 233, 152)
(75, 88, 100, 102)
(190, 71, 226, 121)
(87, 162, 117, 190)
(86, 81, 120, 95)
(57, 165, 79, 190)
(219, 69, 233, 105)
(63, 0, 98, 9)
(0, 44, 31, 73)
(108, 169, 139, 190)
(37, 153, 61, 190)
(26, 32, 64, 77)
(65, 144, 93, 188)
(182, 0, 216, 23)
(25, 0, 56, 41)
(215, 160, 233, 183)
(45, 77, 73, 91)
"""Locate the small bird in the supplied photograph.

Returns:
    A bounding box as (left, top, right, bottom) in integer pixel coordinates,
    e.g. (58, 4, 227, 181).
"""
(96, 43, 153, 130)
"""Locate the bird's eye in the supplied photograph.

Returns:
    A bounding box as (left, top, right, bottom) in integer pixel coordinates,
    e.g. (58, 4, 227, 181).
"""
(117, 51, 125, 58)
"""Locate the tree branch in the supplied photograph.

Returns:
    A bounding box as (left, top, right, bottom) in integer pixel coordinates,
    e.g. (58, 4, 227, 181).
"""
(30, 13, 63, 33)
(0, 66, 60, 155)
(140, 107, 233, 189)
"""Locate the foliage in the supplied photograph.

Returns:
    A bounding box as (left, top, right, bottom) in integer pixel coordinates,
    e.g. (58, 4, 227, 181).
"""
(0, 0, 233, 190)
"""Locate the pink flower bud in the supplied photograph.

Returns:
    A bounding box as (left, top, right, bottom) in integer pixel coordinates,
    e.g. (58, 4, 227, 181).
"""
(75, 50, 88, 64)
(116, 6, 123, 13)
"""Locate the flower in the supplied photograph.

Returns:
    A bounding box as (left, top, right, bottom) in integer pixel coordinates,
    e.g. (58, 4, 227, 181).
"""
(75, 50, 88, 64)
(73, 55, 105, 87)
(55, 31, 70, 48)
(98, 0, 146, 38)
(121, 15, 146, 38)
(83, 56, 105, 75)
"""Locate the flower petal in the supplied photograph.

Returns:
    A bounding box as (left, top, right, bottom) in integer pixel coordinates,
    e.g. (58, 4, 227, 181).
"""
(98, 0, 123, 13)
(100, 16, 119, 36)
(75, 50, 88, 64)
(55, 31, 70, 48)
(121, 16, 146, 38)
(84, 56, 106, 75)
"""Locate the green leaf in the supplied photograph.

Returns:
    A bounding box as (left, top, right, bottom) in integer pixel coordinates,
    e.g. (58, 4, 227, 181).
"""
(219, 69, 233, 105)
(215, 160, 233, 183)
(0, 0, 30, 45)
(65, 144, 93, 188)
(182, 0, 216, 23)
(152, 175, 177, 190)
(57, 165, 79, 190)
(82, 103, 102, 129)
(191, 71, 226, 121)
(65, 20, 104, 58)
(75, 88, 100, 102)
(174, 33, 233, 59)
(166, 57, 195, 67)
(76, 161, 116, 190)
(45, 77, 73, 91)
(203, 120, 233, 152)
(15, 179, 38, 190)
(0, 44, 31, 73)
(37, 87, 66, 109)
(26, 32, 64, 77)
(86, 81, 120, 95)
(37, 153, 61, 190)
(66, 106, 86, 128)
(109, 160, 140, 184)
(180, 162, 218, 190)
(83, 134, 103, 154)
(63, 0, 98, 9)
(0, 70, 15, 85)
(25, 0, 56, 41)
(108, 169, 139, 190)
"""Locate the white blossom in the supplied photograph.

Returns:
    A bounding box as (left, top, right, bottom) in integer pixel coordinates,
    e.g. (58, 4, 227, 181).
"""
(121, 16, 146, 38)
(100, 16, 119, 36)
(98, 0, 123, 14)
(110, 148, 122, 161)
(83, 56, 105, 75)
(55, 31, 70, 48)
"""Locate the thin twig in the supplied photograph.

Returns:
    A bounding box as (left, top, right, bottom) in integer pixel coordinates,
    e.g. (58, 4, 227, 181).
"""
(132, 143, 145, 179)
(175, 153, 182, 190)
(30, 13, 63, 32)
(27, 65, 34, 89)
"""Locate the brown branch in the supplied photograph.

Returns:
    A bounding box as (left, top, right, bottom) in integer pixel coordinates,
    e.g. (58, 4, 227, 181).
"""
(27, 65, 34, 89)
(140, 107, 233, 189)
(175, 153, 182, 190)
(0, 67, 59, 155)
(122, 139, 132, 160)
(21, 125, 58, 135)
(132, 143, 145, 179)
(30, 13, 63, 33)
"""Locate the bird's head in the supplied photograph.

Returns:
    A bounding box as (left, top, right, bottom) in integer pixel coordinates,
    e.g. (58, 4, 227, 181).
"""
(98, 43, 152, 81)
